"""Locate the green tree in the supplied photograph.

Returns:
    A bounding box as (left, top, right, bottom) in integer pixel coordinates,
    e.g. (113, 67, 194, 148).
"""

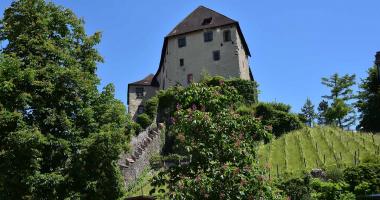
(151, 78, 281, 199)
(0, 0, 130, 199)
(321, 73, 356, 129)
(356, 66, 380, 132)
(317, 100, 329, 125)
(254, 102, 303, 136)
(300, 98, 316, 127)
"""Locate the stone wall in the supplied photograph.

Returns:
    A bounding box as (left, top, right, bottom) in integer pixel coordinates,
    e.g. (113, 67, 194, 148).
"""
(118, 124, 164, 188)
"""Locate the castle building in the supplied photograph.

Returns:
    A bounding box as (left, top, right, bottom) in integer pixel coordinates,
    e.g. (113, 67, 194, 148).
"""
(128, 6, 253, 119)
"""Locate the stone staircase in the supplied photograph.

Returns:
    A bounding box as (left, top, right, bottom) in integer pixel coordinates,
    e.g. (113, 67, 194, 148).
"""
(119, 124, 163, 188)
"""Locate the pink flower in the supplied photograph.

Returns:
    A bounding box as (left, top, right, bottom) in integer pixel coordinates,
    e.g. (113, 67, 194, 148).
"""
(170, 117, 176, 124)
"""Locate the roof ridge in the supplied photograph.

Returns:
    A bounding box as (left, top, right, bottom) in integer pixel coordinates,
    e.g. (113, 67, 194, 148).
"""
(167, 5, 237, 37)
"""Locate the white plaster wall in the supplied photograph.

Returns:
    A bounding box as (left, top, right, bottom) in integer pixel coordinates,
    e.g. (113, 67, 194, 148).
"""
(235, 29, 251, 80)
(128, 85, 158, 119)
(158, 24, 250, 89)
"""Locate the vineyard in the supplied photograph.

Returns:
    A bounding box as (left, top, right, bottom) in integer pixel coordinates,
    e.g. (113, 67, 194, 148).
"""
(258, 126, 380, 178)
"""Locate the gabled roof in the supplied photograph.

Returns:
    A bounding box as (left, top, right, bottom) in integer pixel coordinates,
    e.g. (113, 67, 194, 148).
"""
(168, 6, 237, 37)
(128, 74, 155, 86)
(127, 74, 157, 105)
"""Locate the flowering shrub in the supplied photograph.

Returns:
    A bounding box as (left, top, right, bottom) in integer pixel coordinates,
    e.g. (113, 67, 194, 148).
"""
(152, 109, 279, 199)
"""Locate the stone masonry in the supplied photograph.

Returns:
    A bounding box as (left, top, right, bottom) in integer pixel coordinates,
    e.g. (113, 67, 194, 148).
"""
(118, 124, 164, 188)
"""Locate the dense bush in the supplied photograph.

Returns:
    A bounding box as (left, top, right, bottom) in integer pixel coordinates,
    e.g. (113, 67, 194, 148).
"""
(144, 96, 158, 119)
(254, 102, 303, 136)
(151, 77, 281, 199)
(276, 163, 380, 200)
(203, 76, 259, 104)
(152, 109, 278, 199)
(276, 175, 312, 200)
(310, 179, 350, 200)
(126, 120, 142, 136)
(343, 163, 380, 195)
(136, 113, 152, 129)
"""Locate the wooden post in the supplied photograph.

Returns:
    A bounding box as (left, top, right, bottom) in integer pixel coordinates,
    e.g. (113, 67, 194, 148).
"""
(354, 151, 357, 165)
(372, 135, 375, 144)
(323, 154, 326, 164)
(276, 164, 279, 178)
(304, 158, 306, 168)
(340, 152, 342, 160)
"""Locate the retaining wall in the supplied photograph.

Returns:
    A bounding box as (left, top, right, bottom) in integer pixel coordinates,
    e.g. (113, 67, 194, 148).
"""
(118, 124, 164, 188)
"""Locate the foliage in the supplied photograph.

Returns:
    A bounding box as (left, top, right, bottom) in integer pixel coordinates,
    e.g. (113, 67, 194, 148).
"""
(152, 109, 278, 199)
(151, 78, 281, 199)
(300, 98, 317, 127)
(356, 66, 380, 132)
(126, 120, 142, 136)
(136, 113, 153, 129)
(156, 76, 259, 123)
(317, 100, 330, 125)
(0, 0, 131, 199)
(201, 76, 259, 105)
(144, 96, 158, 120)
(223, 78, 259, 104)
(310, 179, 350, 200)
(320, 73, 356, 129)
(276, 175, 312, 200)
(254, 102, 303, 136)
(343, 163, 380, 195)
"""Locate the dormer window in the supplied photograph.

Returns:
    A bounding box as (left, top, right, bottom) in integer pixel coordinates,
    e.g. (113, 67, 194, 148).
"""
(204, 31, 213, 42)
(201, 17, 212, 25)
(178, 36, 186, 48)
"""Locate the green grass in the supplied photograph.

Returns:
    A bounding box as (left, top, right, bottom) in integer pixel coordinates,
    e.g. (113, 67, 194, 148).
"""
(125, 168, 167, 199)
(258, 126, 380, 178)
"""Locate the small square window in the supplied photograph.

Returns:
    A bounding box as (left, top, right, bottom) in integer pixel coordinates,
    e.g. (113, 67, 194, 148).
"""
(201, 17, 212, 25)
(204, 31, 213, 42)
(137, 105, 144, 114)
(180, 58, 184, 66)
(136, 87, 144, 98)
(178, 37, 186, 48)
(213, 50, 220, 61)
(223, 30, 231, 42)
(187, 74, 193, 84)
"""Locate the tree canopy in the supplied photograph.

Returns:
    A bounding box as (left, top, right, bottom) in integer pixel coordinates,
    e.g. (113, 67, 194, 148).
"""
(356, 66, 380, 132)
(0, 0, 131, 199)
(319, 73, 356, 129)
(300, 98, 316, 127)
(151, 78, 281, 199)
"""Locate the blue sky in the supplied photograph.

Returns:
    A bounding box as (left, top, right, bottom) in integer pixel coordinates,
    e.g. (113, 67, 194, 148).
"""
(1, 0, 379, 113)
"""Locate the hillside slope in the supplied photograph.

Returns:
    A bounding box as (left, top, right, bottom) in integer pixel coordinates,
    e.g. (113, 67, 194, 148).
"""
(258, 126, 380, 177)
